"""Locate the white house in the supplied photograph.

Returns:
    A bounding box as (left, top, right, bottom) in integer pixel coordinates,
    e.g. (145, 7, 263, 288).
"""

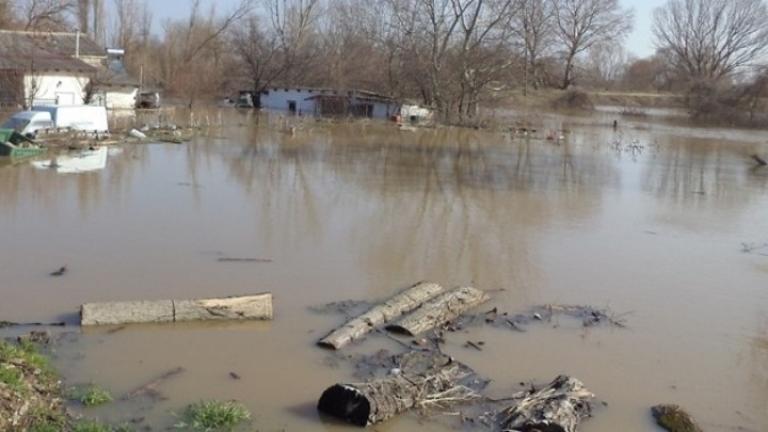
(259, 87, 400, 119)
(0, 31, 140, 109)
(0, 31, 96, 107)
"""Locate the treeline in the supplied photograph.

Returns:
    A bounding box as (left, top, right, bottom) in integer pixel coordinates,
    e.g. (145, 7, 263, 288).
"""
(4, 0, 768, 124)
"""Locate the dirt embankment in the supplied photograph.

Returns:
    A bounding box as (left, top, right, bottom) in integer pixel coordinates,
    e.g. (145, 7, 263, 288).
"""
(0, 339, 68, 431)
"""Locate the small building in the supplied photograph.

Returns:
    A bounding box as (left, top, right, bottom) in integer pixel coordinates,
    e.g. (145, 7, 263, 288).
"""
(0, 30, 140, 110)
(0, 30, 97, 107)
(90, 49, 139, 109)
(260, 87, 400, 119)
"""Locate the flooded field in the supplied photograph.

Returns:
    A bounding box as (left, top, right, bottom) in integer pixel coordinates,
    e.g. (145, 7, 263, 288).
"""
(1, 110, 768, 431)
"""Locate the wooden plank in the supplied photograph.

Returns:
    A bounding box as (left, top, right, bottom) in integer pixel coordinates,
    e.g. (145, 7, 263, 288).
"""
(81, 300, 174, 326)
(80, 293, 272, 326)
(499, 375, 594, 432)
(317, 282, 445, 350)
(386, 286, 490, 336)
(174, 293, 273, 321)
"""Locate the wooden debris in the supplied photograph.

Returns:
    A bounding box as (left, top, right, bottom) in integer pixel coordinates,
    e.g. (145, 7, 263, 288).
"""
(49, 266, 67, 277)
(216, 257, 273, 263)
(499, 375, 594, 432)
(317, 351, 480, 426)
(752, 154, 767, 166)
(386, 286, 490, 336)
(122, 367, 185, 401)
(80, 293, 273, 326)
(651, 404, 703, 432)
(317, 282, 445, 350)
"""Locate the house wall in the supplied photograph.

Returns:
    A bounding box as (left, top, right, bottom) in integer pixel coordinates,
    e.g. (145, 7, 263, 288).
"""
(261, 88, 397, 119)
(103, 87, 138, 109)
(261, 88, 318, 114)
(25, 72, 89, 106)
(367, 100, 397, 119)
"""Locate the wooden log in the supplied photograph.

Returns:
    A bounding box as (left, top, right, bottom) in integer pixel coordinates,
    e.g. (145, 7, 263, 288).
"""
(122, 367, 185, 401)
(651, 404, 703, 432)
(317, 282, 445, 350)
(752, 154, 767, 166)
(317, 358, 474, 426)
(386, 286, 490, 336)
(80, 293, 273, 326)
(499, 375, 594, 432)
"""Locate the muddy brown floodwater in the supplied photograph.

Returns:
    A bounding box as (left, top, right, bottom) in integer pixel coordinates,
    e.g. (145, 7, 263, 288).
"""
(1, 110, 768, 431)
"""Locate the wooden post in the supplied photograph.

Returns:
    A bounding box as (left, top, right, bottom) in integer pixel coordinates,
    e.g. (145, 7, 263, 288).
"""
(80, 293, 273, 326)
(386, 286, 490, 336)
(499, 375, 594, 432)
(317, 282, 445, 350)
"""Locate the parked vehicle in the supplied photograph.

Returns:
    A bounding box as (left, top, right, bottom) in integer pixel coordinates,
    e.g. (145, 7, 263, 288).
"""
(138, 92, 161, 109)
(236, 91, 255, 108)
(32, 105, 109, 133)
(0, 111, 55, 138)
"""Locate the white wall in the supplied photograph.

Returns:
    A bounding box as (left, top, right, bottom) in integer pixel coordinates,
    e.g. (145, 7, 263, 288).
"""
(103, 87, 138, 109)
(261, 88, 318, 114)
(25, 72, 88, 106)
(261, 88, 397, 119)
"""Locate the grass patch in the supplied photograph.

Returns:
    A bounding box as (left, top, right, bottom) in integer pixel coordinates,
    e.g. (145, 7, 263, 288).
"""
(0, 365, 24, 391)
(68, 384, 114, 407)
(72, 419, 113, 432)
(176, 400, 251, 431)
(0, 340, 55, 380)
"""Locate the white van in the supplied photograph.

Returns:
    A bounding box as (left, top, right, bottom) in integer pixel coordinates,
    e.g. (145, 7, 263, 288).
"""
(32, 105, 109, 133)
(1, 111, 55, 137)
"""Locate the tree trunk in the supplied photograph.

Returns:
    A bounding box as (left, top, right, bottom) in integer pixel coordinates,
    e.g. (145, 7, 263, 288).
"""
(499, 375, 594, 432)
(80, 293, 273, 326)
(318, 282, 445, 350)
(386, 286, 490, 336)
(561, 51, 577, 90)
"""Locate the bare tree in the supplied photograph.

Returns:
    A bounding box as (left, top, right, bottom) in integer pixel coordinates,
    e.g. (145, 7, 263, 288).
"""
(512, 0, 555, 94)
(552, 0, 633, 89)
(0, 1, 17, 28)
(653, 0, 768, 82)
(453, 0, 518, 120)
(19, 0, 74, 31)
(76, 0, 88, 32)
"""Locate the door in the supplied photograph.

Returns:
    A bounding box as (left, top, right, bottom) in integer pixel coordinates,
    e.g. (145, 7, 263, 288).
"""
(288, 100, 297, 114)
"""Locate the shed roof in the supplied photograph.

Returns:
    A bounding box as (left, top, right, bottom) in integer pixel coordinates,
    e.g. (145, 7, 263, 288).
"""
(0, 30, 105, 57)
(0, 31, 97, 73)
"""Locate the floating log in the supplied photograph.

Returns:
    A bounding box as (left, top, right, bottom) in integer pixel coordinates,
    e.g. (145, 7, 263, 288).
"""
(122, 366, 185, 401)
(317, 353, 477, 426)
(651, 404, 702, 432)
(317, 282, 445, 350)
(499, 375, 594, 432)
(80, 293, 273, 326)
(386, 286, 490, 336)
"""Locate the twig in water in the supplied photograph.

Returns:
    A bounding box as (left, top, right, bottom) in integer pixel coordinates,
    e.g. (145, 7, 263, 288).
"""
(216, 257, 273, 263)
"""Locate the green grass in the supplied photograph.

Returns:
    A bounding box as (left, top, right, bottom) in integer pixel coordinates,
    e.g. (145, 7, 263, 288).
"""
(72, 420, 113, 432)
(176, 400, 251, 431)
(28, 407, 69, 432)
(67, 384, 113, 407)
(0, 365, 24, 392)
(0, 340, 55, 380)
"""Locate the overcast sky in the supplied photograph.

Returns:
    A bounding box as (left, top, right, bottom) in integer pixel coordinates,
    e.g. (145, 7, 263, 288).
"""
(145, 0, 667, 58)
